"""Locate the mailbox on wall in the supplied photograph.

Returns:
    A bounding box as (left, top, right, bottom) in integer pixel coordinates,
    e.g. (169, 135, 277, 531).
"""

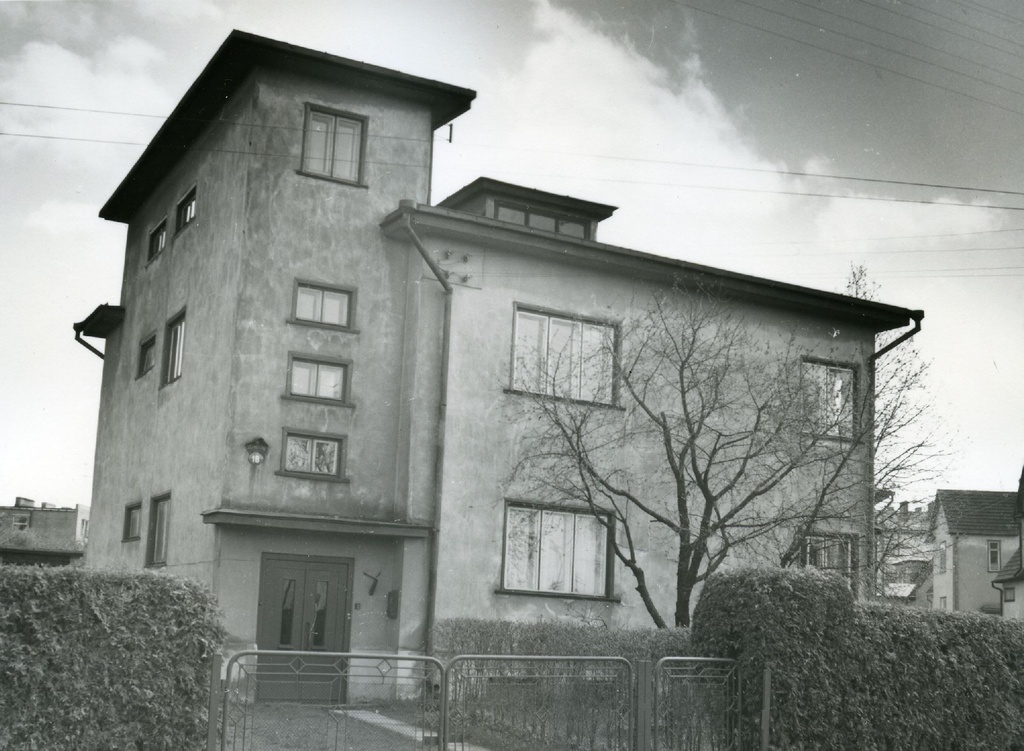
(386, 589, 401, 619)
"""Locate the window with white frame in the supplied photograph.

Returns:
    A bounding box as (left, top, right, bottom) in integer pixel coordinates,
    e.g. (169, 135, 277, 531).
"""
(301, 107, 365, 184)
(1005, 587, 1016, 603)
(163, 311, 185, 385)
(939, 596, 947, 610)
(293, 282, 353, 329)
(803, 361, 854, 437)
(288, 356, 349, 403)
(12, 514, 30, 531)
(146, 495, 169, 566)
(502, 503, 609, 597)
(513, 308, 615, 404)
(938, 541, 947, 574)
(281, 431, 346, 480)
(989, 540, 1002, 572)
(123, 503, 141, 541)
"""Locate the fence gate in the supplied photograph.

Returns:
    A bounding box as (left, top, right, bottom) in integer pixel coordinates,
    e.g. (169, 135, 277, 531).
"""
(213, 652, 740, 751)
(219, 651, 444, 751)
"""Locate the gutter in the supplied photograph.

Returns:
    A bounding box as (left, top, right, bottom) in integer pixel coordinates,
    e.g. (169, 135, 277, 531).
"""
(864, 310, 924, 598)
(400, 211, 452, 654)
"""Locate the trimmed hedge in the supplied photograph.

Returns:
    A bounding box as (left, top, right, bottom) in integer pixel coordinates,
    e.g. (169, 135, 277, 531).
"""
(691, 567, 1024, 750)
(0, 567, 225, 751)
(434, 617, 690, 662)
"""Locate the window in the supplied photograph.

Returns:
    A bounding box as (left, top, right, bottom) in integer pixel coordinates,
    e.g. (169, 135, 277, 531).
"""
(280, 430, 346, 480)
(802, 535, 856, 583)
(123, 503, 141, 541)
(288, 355, 349, 403)
(163, 311, 185, 385)
(803, 361, 854, 437)
(293, 282, 354, 329)
(989, 540, 1002, 572)
(939, 596, 947, 610)
(1005, 587, 1016, 603)
(176, 188, 196, 231)
(138, 335, 157, 378)
(148, 221, 167, 262)
(146, 495, 169, 566)
(12, 514, 29, 531)
(495, 202, 589, 239)
(502, 503, 610, 597)
(301, 107, 365, 184)
(938, 541, 947, 574)
(513, 308, 615, 404)
(80, 519, 89, 541)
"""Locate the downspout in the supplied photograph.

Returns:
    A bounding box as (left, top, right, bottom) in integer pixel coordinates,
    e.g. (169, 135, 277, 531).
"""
(73, 329, 105, 359)
(864, 310, 924, 598)
(400, 210, 452, 655)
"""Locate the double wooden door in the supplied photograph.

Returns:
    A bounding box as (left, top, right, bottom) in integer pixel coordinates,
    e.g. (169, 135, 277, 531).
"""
(256, 554, 353, 702)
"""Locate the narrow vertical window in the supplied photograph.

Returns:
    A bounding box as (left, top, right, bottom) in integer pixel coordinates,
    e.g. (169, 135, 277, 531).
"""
(123, 503, 142, 541)
(803, 361, 855, 437)
(176, 188, 196, 231)
(989, 540, 1002, 572)
(148, 221, 167, 262)
(146, 495, 169, 566)
(163, 311, 185, 385)
(138, 335, 157, 378)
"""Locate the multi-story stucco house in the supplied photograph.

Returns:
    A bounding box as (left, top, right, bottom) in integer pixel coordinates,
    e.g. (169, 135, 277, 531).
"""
(929, 488, 1018, 614)
(992, 468, 1024, 617)
(75, 31, 921, 656)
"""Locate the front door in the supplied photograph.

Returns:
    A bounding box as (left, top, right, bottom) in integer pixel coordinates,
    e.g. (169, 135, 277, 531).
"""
(256, 554, 353, 702)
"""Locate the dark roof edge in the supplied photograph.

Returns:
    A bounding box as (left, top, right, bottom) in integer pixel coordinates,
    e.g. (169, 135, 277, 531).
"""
(100, 30, 476, 223)
(382, 201, 921, 332)
(438, 177, 618, 220)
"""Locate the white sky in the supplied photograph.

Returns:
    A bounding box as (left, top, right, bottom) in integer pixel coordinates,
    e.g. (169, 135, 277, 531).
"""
(1, 0, 1021, 510)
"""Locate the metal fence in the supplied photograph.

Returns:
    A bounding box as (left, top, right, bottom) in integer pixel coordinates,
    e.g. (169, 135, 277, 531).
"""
(212, 652, 741, 751)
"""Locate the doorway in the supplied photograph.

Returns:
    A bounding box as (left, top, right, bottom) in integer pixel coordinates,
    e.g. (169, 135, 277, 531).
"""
(255, 553, 353, 702)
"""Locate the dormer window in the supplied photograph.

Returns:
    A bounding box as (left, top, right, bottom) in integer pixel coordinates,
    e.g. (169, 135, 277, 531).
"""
(495, 202, 588, 239)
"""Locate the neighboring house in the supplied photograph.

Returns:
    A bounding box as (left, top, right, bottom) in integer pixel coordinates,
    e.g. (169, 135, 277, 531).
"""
(992, 467, 1024, 617)
(0, 497, 89, 566)
(877, 500, 932, 608)
(930, 488, 1018, 614)
(75, 31, 920, 657)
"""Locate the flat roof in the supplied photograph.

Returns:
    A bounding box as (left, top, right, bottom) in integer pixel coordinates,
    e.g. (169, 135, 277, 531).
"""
(101, 30, 476, 223)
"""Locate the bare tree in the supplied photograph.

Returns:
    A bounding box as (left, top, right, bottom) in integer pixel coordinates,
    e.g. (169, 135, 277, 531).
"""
(509, 288, 870, 628)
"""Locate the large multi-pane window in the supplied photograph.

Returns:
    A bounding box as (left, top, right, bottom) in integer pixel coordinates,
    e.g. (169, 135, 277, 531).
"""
(495, 202, 588, 239)
(146, 495, 169, 566)
(502, 503, 609, 597)
(802, 534, 857, 588)
(513, 308, 615, 404)
(163, 311, 185, 385)
(288, 356, 348, 403)
(803, 361, 855, 438)
(281, 430, 346, 480)
(301, 107, 365, 184)
(293, 282, 353, 329)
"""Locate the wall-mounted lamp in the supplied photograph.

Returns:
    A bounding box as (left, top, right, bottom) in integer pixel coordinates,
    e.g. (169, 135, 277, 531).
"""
(245, 437, 269, 466)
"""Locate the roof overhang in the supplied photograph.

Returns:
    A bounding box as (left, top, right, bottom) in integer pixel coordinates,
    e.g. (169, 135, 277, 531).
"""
(101, 30, 476, 223)
(382, 202, 921, 333)
(202, 507, 432, 538)
(439, 177, 618, 222)
(73, 304, 125, 359)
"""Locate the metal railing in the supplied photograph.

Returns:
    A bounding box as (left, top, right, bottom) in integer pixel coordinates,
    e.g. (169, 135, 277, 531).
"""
(210, 651, 744, 751)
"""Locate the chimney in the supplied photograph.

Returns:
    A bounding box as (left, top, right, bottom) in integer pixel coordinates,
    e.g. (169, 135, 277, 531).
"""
(14, 497, 36, 508)
(899, 501, 909, 521)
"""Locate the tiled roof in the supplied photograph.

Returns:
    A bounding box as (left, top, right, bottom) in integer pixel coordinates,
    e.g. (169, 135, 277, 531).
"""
(994, 548, 1024, 584)
(936, 489, 1018, 537)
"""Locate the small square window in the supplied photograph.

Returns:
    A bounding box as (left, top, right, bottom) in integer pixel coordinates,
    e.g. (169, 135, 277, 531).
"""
(12, 514, 30, 532)
(138, 336, 157, 378)
(293, 282, 353, 329)
(146, 495, 169, 566)
(939, 596, 947, 610)
(123, 503, 142, 541)
(148, 221, 167, 262)
(280, 430, 346, 481)
(163, 311, 185, 385)
(301, 108, 365, 184)
(176, 188, 196, 232)
(288, 356, 349, 402)
(1006, 587, 1016, 603)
